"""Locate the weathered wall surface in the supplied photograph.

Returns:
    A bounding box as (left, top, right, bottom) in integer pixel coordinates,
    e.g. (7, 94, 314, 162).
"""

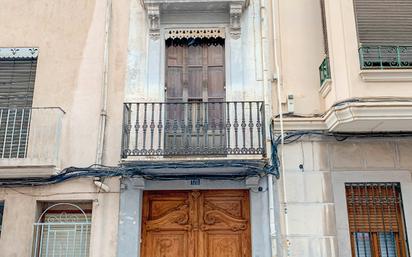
(0, 0, 129, 168)
(277, 138, 412, 257)
(0, 177, 120, 257)
(124, 1, 268, 103)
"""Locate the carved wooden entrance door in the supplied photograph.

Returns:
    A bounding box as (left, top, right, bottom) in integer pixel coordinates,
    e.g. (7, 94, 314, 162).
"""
(141, 190, 251, 257)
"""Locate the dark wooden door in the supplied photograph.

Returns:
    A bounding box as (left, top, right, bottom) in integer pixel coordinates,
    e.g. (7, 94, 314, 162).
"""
(165, 43, 225, 155)
(141, 190, 251, 257)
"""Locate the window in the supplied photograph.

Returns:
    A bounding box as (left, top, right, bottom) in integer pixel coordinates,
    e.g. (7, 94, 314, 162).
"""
(0, 201, 4, 234)
(346, 183, 409, 257)
(0, 48, 37, 158)
(32, 202, 92, 257)
(353, 0, 412, 69)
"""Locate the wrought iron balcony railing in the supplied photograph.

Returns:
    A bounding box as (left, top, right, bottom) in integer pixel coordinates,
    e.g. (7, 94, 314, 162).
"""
(319, 56, 331, 86)
(0, 107, 64, 161)
(122, 101, 266, 157)
(359, 45, 412, 69)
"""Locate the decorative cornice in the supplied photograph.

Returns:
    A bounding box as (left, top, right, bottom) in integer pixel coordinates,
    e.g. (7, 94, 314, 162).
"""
(273, 101, 412, 132)
(0, 47, 38, 59)
(142, 0, 247, 40)
(165, 28, 225, 39)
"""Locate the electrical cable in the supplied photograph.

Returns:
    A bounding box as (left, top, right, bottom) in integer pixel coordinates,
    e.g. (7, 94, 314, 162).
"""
(0, 160, 275, 187)
(269, 129, 412, 180)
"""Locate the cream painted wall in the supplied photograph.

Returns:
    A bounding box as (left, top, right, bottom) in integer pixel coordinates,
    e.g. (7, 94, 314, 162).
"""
(277, 138, 412, 257)
(276, 0, 325, 115)
(0, 0, 130, 168)
(324, 0, 412, 108)
(0, 177, 120, 257)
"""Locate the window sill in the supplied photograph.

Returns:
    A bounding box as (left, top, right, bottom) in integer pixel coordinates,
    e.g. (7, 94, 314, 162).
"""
(360, 69, 412, 82)
(319, 79, 331, 98)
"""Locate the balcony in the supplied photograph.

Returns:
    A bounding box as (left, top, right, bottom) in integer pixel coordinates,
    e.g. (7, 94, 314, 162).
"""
(359, 45, 412, 69)
(121, 101, 266, 159)
(319, 57, 331, 86)
(0, 107, 64, 177)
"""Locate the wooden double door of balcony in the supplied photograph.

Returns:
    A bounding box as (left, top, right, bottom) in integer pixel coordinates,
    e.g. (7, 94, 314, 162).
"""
(141, 190, 251, 257)
(165, 42, 226, 154)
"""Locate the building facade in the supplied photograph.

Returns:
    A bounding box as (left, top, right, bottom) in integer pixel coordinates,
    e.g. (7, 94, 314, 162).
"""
(0, 0, 412, 257)
(272, 0, 412, 256)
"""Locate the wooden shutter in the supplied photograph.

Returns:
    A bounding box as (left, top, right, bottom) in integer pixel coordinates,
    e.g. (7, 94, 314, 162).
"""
(346, 183, 409, 257)
(353, 0, 412, 45)
(346, 183, 403, 232)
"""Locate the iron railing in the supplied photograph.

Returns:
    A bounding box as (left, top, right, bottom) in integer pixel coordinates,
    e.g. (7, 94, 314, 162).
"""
(122, 101, 266, 157)
(0, 107, 64, 160)
(359, 45, 412, 69)
(319, 56, 331, 86)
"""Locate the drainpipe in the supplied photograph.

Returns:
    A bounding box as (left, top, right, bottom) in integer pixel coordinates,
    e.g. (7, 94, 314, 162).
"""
(260, 0, 277, 256)
(96, 0, 112, 165)
(271, 0, 290, 256)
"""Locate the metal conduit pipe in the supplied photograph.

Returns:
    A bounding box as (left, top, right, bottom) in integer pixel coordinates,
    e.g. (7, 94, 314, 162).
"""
(260, 0, 278, 256)
(271, 0, 290, 256)
(96, 0, 113, 165)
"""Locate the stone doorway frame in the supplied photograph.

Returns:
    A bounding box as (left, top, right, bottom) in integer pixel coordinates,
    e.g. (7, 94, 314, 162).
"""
(116, 177, 272, 257)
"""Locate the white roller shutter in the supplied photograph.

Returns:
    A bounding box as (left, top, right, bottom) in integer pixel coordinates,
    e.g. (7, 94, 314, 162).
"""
(353, 0, 412, 45)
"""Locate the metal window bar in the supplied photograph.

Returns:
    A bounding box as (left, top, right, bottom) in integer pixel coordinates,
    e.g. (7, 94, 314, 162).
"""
(345, 182, 410, 257)
(32, 203, 91, 257)
(0, 108, 31, 158)
(121, 101, 266, 157)
(359, 46, 412, 70)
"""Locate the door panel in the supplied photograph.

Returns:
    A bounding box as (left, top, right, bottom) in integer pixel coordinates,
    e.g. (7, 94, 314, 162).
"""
(141, 190, 251, 257)
(165, 42, 225, 155)
(188, 68, 203, 99)
(146, 233, 189, 257)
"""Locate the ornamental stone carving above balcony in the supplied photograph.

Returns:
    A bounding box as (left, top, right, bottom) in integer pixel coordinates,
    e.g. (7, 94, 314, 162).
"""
(142, 0, 249, 40)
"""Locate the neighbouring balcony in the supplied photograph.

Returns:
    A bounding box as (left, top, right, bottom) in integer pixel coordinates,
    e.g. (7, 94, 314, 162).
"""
(0, 107, 64, 177)
(121, 101, 266, 158)
(359, 45, 412, 69)
(319, 56, 331, 86)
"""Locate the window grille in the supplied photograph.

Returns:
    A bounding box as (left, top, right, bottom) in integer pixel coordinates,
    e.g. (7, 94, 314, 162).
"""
(32, 203, 92, 257)
(345, 183, 410, 257)
(0, 51, 37, 158)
